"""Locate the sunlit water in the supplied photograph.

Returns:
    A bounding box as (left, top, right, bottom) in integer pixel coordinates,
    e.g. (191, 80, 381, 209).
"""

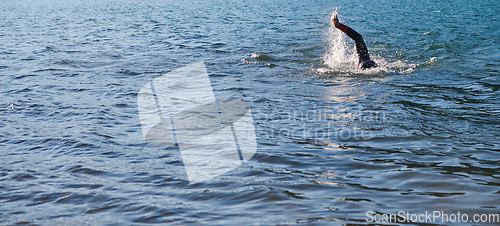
(1, 0, 500, 225)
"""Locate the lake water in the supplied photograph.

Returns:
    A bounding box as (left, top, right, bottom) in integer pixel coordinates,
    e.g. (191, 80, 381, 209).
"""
(1, 0, 500, 224)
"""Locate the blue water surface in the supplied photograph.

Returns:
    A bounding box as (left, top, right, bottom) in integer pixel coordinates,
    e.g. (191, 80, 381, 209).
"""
(1, 0, 499, 224)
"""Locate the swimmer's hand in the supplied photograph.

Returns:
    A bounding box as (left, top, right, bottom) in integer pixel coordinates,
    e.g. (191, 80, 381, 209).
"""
(330, 14, 340, 27)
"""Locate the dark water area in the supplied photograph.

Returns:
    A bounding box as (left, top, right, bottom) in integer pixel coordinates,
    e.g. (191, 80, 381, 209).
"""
(1, 0, 500, 225)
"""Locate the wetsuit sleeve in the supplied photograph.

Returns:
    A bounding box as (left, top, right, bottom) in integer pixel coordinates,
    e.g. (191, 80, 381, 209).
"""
(335, 23, 350, 34)
(335, 23, 363, 45)
(335, 22, 371, 63)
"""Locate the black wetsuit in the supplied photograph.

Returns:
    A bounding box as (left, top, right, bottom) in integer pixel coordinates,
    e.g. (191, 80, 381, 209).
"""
(335, 23, 377, 69)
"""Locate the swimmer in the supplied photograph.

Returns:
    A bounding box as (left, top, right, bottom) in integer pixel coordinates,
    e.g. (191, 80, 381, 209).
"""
(331, 14, 377, 69)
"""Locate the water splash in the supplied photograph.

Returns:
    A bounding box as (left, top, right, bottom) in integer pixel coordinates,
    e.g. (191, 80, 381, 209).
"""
(317, 12, 417, 76)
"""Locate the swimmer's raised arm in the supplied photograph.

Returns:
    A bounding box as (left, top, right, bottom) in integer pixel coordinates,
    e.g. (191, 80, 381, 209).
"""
(330, 14, 339, 27)
(330, 13, 377, 69)
(331, 14, 350, 35)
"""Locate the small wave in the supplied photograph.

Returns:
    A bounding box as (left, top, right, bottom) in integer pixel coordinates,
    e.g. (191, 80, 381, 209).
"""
(14, 74, 37, 79)
(250, 53, 275, 61)
(421, 57, 439, 67)
(242, 54, 278, 68)
(11, 173, 37, 181)
(33, 68, 68, 73)
(118, 69, 141, 76)
(68, 165, 106, 175)
(33, 46, 58, 54)
(56, 59, 81, 68)
(241, 59, 259, 64)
